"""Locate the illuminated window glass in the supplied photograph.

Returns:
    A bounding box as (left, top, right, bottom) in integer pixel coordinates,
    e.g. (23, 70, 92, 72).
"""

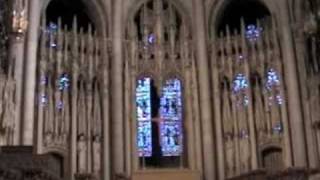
(136, 77, 152, 157)
(46, 22, 58, 48)
(266, 68, 280, 90)
(148, 33, 156, 44)
(39, 94, 47, 107)
(232, 73, 249, 106)
(232, 73, 248, 93)
(265, 68, 283, 105)
(245, 24, 262, 42)
(58, 73, 70, 91)
(160, 79, 183, 156)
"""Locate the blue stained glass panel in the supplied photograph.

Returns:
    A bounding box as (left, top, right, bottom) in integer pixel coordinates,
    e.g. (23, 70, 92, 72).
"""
(160, 79, 182, 121)
(232, 74, 249, 106)
(266, 68, 280, 90)
(136, 77, 152, 157)
(245, 24, 263, 42)
(58, 73, 70, 91)
(148, 33, 156, 44)
(160, 121, 182, 156)
(265, 68, 284, 106)
(232, 73, 248, 93)
(39, 94, 47, 107)
(137, 121, 152, 157)
(46, 22, 58, 48)
(160, 79, 183, 156)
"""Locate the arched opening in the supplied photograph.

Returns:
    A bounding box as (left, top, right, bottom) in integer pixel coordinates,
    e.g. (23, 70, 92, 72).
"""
(36, 0, 104, 179)
(0, 0, 10, 72)
(136, 77, 184, 168)
(133, 0, 182, 41)
(261, 147, 284, 172)
(216, 0, 271, 35)
(129, 0, 191, 170)
(47, 153, 65, 178)
(45, 0, 95, 31)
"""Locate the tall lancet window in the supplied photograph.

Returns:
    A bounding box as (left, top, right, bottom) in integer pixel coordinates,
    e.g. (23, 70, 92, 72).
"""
(160, 78, 183, 156)
(135, 78, 184, 157)
(129, 0, 190, 168)
(136, 77, 152, 157)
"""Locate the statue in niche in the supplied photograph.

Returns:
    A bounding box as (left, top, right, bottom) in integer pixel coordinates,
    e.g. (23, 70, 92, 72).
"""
(77, 133, 87, 173)
(239, 132, 250, 173)
(225, 134, 235, 177)
(92, 134, 101, 175)
(44, 132, 53, 146)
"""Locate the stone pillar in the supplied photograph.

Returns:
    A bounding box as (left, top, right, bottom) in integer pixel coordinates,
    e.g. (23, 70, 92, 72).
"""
(102, 39, 111, 180)
(8, 37, 24, 145)
(124, 53, 132, 176)
(185, 66, 196, 170)
(192, 0, 216, 179)
(211, 40, 225, 180)
(278, 0, 307, 167)
(21, 0, 41, 145)
(192, 56, 203, 173)
(112, 0, 125, 175)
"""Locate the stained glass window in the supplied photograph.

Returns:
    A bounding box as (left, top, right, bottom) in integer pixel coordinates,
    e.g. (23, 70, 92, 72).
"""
(232, 73, 249, 106)
(239, 129, 249, 139)
(56, 100, 63, 110)
(266, 68, 280, 90)
(245, 24, 262, 42)
(148, 33, 156, 44)
(40, 76, 48, 85)
(39, 94, 47, 106)
(58, 73, 70, 91)
(46, 22, 58, 48)
(136, 77, 152, 157)
(160, 79, 183, 156)
(39, 75, 48, 107)
(232, 74, 248, 93)
(265, 68, 283, 105)
(272, 122, 283, 134)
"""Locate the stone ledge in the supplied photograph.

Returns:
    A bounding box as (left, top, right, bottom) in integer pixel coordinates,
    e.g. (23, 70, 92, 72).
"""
(227, 168, 316, 180)
(132, 169, 201, 180)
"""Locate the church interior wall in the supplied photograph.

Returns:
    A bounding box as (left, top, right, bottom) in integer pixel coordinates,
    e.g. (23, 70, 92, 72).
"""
(0, 0, 319, 180)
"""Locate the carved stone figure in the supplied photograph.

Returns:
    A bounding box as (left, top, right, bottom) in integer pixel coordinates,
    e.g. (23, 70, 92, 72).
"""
(239, 138, 250, 173)
(77, 134, 87, 173)
(92, 135, 101, 175)
(225, 139, 235, 178)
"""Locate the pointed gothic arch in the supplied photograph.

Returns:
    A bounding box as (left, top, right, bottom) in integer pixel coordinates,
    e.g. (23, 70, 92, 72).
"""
(34, 0, 108, 179)
(41, 0, 107, 35)
(208, 0, 277, 37)
(126, 0, 194, 169)
(126, 0, 192, 32)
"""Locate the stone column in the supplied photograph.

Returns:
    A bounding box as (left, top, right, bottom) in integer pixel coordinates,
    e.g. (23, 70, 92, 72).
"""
(278, 0, 307, 167)
(192, 56, 203, 173)
(112, 0, 125, 175)
(21, 0, 41, 145)
(102, 38, 111, 180)
(185, 66, 196, 170)
(124, 52, 132, 175)
(211, 40, 225, 180)
(192, 0, 216, 179)
(8, 37, 24, 145)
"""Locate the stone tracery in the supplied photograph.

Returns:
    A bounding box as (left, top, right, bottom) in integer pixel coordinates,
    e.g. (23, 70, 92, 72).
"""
(0, 0, 319, 179)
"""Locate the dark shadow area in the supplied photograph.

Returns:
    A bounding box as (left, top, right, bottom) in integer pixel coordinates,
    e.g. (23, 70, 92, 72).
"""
(46, 0, 94, 31)
(217, 0, 271, 35)
(262, 147, 283, 172)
